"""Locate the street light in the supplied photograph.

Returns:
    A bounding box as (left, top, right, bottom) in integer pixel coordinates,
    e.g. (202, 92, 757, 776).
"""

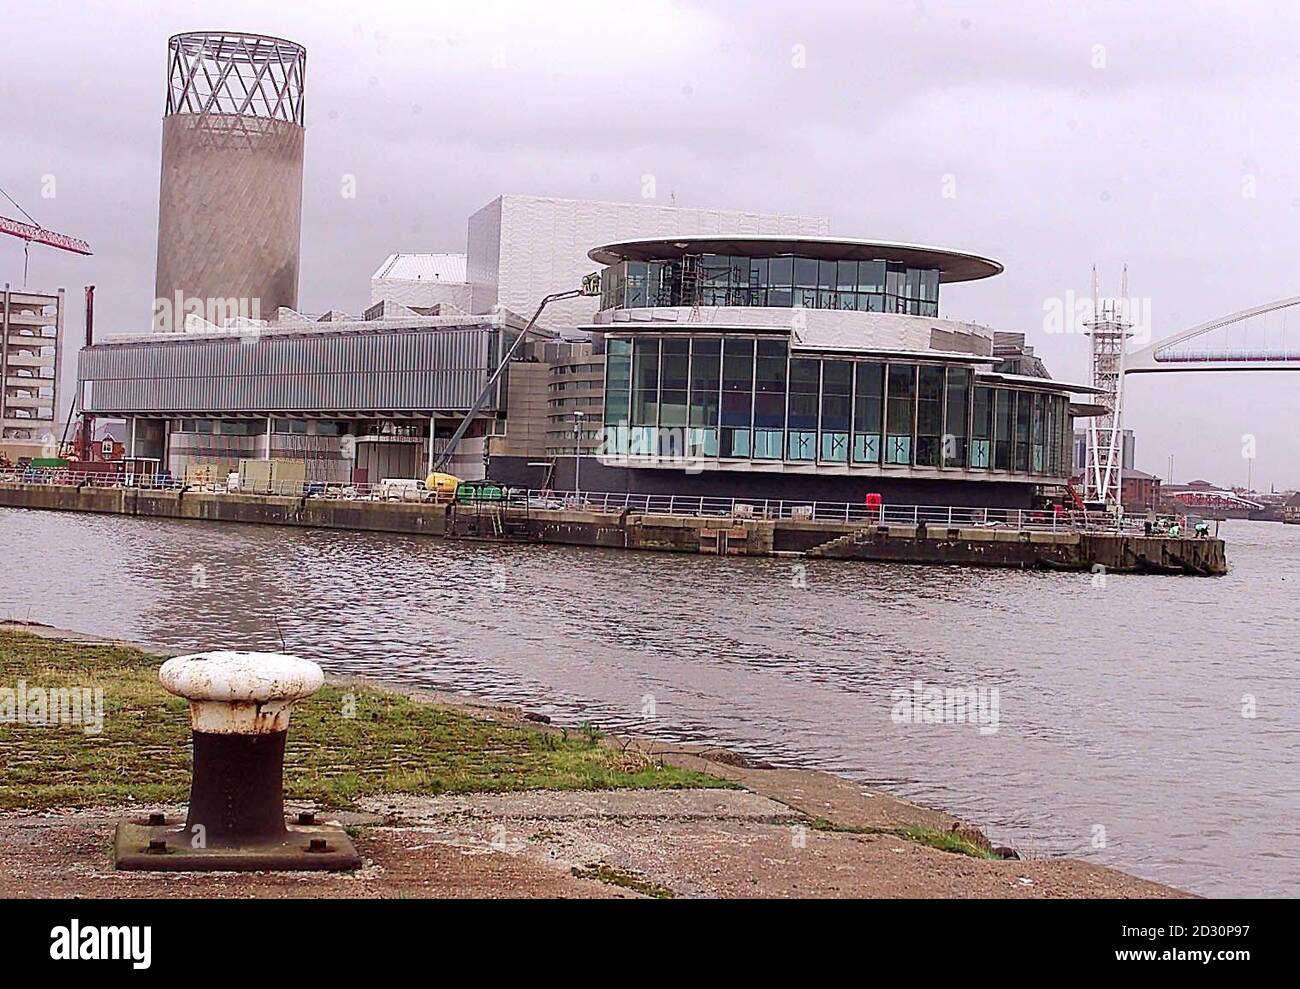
(572, 409, 586, 503)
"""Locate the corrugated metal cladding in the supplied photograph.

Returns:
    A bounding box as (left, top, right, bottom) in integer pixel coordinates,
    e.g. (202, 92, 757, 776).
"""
(78, 326, 500, 415)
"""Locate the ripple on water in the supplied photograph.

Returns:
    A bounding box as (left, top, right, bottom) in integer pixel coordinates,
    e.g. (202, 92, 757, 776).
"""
(1, 509, 1295, 897)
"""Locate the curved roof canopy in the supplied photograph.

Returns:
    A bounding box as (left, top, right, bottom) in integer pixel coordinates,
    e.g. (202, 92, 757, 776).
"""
(588, 235, 1003, 283)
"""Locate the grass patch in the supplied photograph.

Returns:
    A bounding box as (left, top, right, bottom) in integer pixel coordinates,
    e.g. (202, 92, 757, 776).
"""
(897, 825, 996, 859)
(572, 863, 675, 899)
(0, 630, 724, 812)
(808, 818, 996, 859)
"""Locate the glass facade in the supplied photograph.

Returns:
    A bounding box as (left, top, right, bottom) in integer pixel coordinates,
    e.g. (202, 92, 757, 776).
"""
(599, 254, 941, 317)
(602, 334, 1073, 476)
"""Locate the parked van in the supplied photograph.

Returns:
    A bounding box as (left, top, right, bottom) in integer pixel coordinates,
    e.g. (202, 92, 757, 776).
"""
(378, 477, 426, 501)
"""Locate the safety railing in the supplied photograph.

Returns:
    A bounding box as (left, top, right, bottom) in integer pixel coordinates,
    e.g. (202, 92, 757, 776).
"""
(0, 469, 443, 503)
(0, 469, 1152, 532)
(498, 488, 1145, 532)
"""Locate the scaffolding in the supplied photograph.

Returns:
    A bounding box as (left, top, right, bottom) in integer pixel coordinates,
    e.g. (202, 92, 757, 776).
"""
(1082, 267, 1133, 513)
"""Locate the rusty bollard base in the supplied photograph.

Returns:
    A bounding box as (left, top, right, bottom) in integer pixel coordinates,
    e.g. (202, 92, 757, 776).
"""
(113, 651, 360, 872)
(113, 815, 360, 872)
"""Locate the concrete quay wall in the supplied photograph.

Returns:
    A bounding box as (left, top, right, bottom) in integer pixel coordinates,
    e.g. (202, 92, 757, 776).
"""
(0, 484, 1225, 575)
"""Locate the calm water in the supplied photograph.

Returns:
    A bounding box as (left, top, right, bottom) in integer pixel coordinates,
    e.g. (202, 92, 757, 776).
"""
(1, 506, 1296, 897)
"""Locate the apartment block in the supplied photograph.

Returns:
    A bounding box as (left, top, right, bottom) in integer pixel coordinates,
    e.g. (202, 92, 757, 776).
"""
(1, 286, 63, 459)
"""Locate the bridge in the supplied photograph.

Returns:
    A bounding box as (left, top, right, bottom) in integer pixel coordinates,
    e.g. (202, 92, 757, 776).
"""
(1166, 489, 1265, 511)
(1079, 277, 1298, 511)
(1126, 296, 1300, 373)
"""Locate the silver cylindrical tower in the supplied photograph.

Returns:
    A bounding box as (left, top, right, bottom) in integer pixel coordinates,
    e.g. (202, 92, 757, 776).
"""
(154, 32, 306, 330)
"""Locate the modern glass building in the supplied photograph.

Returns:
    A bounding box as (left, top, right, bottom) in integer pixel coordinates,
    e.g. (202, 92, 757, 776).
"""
(576, 236, 1095, 507)
(599, 250, 942, 317)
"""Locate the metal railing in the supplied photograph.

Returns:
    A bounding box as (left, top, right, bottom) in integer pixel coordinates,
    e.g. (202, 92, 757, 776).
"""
(0, 469, 443, 503)
(498, 488, 1144, 532)
(0, 469, 1151, 532)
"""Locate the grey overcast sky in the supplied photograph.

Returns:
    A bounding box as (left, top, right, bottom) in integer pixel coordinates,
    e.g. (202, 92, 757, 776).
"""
(4, 0, 1299, 488)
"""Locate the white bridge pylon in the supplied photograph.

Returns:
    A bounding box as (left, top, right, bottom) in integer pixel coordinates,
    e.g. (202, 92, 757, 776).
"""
(1126, 295, 1300, 373)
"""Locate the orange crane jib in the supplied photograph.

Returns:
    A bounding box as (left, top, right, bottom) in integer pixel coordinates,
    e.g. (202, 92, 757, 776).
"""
(0, 215, 93, 255)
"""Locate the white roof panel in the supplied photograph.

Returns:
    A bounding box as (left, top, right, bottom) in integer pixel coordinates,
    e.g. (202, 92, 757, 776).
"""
(372, 252, 468, 283)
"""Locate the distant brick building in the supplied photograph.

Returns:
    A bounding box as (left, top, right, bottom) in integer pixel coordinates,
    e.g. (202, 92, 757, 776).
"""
(1121, 468, 1161, 512)
(1071, 466, 1160, 512)
(1284, 492, 1300, 524)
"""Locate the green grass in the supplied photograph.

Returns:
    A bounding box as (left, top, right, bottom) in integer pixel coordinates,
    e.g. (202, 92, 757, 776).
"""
(0, 630, 723, 811)
(808, 817, 996, 859)
(572, 863, 675, 899)
(897, 825, 997, 859)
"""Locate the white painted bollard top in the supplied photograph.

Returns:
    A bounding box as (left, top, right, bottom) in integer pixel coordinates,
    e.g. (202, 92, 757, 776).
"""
(159, 651, 324, 735)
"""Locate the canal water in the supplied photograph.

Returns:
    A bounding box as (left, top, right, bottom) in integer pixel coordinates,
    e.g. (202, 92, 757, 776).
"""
(1, 507, 1295, 897)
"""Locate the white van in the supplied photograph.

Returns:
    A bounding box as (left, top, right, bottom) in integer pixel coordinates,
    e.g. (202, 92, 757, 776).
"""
(378, 478, 425, 502)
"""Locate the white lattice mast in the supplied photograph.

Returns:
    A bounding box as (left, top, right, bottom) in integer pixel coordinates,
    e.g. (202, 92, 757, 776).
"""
(1083, 265, 1133, 513)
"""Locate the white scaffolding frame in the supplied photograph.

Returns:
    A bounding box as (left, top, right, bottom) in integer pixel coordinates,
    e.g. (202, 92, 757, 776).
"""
(1083, 267, 1133, 513)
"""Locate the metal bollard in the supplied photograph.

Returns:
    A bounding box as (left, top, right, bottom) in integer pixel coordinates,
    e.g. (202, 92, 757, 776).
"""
(113, 651, 360, 871)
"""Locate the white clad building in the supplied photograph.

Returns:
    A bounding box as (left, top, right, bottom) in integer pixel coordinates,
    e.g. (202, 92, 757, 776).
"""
(369, 252, 472, 312)
(463, 195, 829, 329)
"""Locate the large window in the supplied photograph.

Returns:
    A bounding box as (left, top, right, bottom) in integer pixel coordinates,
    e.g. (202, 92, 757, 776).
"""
(701, 255, 731, 307)
(993, 389, 1013, 470)
(1014, 390, 1031, 473)
(786, 358, 820, 461)
(753, 339, 787, 459)
(944, 368, 970, 468)
(820, 361, 852, 462)
(1060, 396, 1072, 477)
(794, 257, 819, 310)
(970, 385, 992, 468)
(688, 338, 720, 457)
(817, 259, 838, 310)
(915, 366, 944, 467)
(1030, 392, 1045, 474)
(601, 335, 1075, 476)
(885, 364, 915, 465)
(625, 262, 648, 308)
(853, 362, 883, 464)
(720, 338, 753, 458)
(598, 255, 940, 317)
(767, 256, 793, 307)
(1052, 394, 1070, 477)
(603, 337, 632, 454)
(658, 338, 689, 456)
(630, 337, 659, 456)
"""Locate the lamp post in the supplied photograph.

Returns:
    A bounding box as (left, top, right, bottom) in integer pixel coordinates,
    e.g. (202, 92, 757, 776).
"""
(572, 409, 586, 503)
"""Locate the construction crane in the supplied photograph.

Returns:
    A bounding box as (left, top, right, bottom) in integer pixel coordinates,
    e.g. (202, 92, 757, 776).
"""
(432, 274, 602, 474)
(0, 186, 93, 285)
(2, 185, 93, 462)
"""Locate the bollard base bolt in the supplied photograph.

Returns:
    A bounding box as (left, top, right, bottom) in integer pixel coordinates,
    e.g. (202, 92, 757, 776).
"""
(114, 817, 359, 872)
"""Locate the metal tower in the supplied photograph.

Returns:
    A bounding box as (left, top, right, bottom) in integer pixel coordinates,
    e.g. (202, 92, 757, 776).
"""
(1082, 266, 1133, 512)
(154, 32, 307, 330)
